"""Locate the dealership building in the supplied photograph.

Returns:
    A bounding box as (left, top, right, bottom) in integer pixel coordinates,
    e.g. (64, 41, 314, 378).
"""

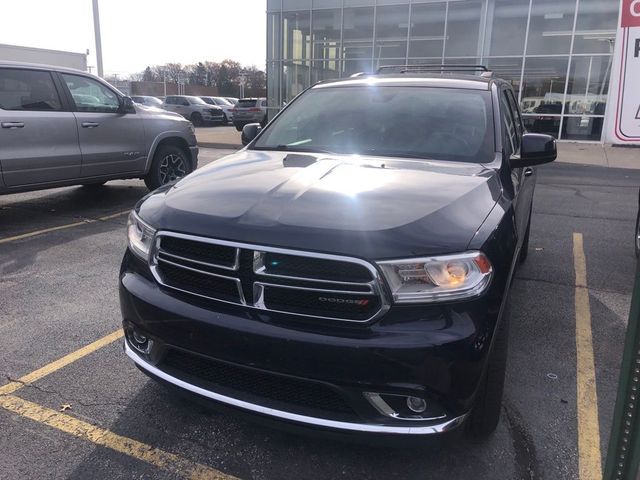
(266, 0, 630, 143)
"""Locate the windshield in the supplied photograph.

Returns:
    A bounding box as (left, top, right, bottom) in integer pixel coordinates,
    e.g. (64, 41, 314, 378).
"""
(252, 86, 495, 163)
(188, 96, 206, 105)
(214, 97, 232, 106)
(201, 97, 215, 105)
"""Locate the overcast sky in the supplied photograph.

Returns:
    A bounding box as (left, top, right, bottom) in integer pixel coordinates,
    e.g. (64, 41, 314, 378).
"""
(0, 0, 267, 76)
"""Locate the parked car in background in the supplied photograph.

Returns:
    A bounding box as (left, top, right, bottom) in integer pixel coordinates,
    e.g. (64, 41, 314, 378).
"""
(120, 66, 557, 441)
(232, 97, 267, 131)
(200, 96, 234, 123)
(0, 61, 198, 194)
(163, 95, 225, 126)
(224, 97, 238, 105)
(131, 95, 164, 108)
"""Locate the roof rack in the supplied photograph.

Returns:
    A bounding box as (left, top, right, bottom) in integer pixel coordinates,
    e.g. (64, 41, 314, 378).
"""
(375, 64, 493, 78)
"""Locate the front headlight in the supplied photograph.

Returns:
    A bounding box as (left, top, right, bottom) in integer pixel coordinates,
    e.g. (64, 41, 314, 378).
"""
(127, 211, 156, 261)
(186, 122, 195, 134)
(377, 251, 493, 303)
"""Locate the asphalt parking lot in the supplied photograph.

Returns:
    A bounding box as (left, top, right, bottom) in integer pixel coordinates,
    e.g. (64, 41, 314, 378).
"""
(1, 150, 638, 480)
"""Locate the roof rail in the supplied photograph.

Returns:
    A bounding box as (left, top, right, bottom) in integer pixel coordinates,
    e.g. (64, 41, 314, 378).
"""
(375, 64, 493, 77)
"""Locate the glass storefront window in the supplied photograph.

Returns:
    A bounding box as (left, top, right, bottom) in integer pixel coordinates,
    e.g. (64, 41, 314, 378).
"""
(521, 56, 568, 112)
(484, 0, 530, 56)
(283, 10, 311, 60)
(409, 2, 446, 59)
(565, 55, 612, 115)
(267, 61, 281, 119)
(268, 13, 281, 62)
(521, 56, 568, 137)
(313, 0, 341, 7)
(343, 58, 373, 76)
(343, 7, 374, 70)
(283, 0, 310, 10)
(282, 61, 310, 104)
(527, 0, 576, 55)
(312, 8, 341, 61)
(312, 59, 340, 84)
(445, 1, 483, 57)
(485, 57, 524, 98)
(561, 116, 604, 140)
(572, 0, 618, 54)
(267, 0, 281, 13)
(374, 4, 410, 62)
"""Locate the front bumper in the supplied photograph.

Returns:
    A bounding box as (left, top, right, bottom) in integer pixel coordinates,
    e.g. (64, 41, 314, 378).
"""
(125, 342, 467, 435)
(120, 250, 506, 437)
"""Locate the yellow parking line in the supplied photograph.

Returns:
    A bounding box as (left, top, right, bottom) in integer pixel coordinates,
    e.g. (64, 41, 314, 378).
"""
(0, 394, 235, 480)
(0, 210, 129, 245)
(0, 330, 124, 396)
(573, 233, 602, 480)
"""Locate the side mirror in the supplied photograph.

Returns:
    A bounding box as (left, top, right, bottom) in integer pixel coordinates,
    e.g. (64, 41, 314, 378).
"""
(120, 96, 136, 114)
(241, 123, 262, 146)
(511, 133, 557, 168)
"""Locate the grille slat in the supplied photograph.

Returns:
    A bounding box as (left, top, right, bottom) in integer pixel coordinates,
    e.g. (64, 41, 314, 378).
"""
(152, 233, 386, 322)
(161, 349, 354, 415)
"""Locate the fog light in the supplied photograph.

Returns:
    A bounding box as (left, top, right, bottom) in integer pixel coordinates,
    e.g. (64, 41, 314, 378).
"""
(407, 396, 427, 413)
(132, 332, 147, 344)
(127, 328, 154, 355)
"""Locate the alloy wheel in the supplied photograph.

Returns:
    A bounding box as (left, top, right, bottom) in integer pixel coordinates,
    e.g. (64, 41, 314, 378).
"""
(159, 154, 187, 185)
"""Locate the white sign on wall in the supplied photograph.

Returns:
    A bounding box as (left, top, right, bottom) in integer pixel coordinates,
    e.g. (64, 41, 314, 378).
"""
(606, 0, 640, 143)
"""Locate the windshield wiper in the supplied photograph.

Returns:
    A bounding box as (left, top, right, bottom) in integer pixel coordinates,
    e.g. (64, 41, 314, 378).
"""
(360, 149, 433, 160)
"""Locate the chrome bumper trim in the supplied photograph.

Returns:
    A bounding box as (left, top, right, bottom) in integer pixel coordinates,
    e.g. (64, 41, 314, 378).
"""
(126, 342, 468, 435)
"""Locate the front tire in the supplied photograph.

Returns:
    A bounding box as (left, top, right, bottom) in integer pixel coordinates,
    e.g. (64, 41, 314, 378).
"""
(190, 113, 204, 127)
(466, 300, 510, 439)
(144, 145, 191, 191)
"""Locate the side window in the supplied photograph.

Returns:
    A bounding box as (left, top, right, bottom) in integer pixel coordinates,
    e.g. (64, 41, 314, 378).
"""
(62, 73, 119, 113)
(500, 92, 519, 155)
(166, 97, 175, 105)
(505, 89, 524, 139)
(0, 68, 62, 111)
(261, 100, 268, 107)
(181, 98, 190, 106)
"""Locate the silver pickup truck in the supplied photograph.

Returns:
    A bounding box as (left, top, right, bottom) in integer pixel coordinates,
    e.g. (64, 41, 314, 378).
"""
(0, 61, 198, 194)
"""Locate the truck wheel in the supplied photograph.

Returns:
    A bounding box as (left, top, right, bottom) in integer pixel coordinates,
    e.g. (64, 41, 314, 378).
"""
(190, 113, 203, 127)
(466, 299, 510, 439)
(144, 145, 191, 191)
(235, 124, 243, 132)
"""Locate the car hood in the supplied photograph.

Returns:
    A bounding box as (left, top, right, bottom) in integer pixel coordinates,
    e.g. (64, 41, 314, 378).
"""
(138, 150, 502, 259)
(138, 105, 184, 120)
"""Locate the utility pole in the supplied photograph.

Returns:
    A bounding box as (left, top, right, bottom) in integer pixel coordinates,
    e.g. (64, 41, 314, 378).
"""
(92, 0, 104, 78)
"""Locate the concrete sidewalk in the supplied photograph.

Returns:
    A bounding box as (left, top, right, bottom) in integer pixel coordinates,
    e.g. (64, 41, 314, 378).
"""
(558, 143, 640, 169)
(196, 127, 640, 169)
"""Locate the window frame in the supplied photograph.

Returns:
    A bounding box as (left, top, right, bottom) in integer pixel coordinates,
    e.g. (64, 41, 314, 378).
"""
(500, 87, 520, 156)
(59, 72, 122, 114)
(0, 67, 67, 112)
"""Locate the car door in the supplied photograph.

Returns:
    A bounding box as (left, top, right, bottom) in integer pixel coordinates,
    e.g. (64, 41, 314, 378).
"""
(0, 67, 81, 187)
(59, 72, 146, 177)
(500, 87, 533, 247)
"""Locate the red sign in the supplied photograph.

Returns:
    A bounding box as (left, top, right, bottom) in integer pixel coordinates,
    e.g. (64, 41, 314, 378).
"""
(622, 0, 640, 27)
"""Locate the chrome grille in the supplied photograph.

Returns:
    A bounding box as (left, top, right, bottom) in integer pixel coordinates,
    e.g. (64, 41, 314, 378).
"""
(150, 232, 388, 322)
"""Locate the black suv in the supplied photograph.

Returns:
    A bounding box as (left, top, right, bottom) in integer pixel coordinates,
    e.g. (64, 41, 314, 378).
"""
(120, 66, 556, 440)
